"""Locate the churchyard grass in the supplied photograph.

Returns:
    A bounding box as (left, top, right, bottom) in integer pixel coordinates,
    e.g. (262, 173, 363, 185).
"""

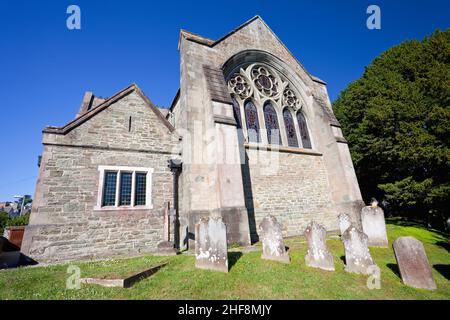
(0, 219, 448, 299)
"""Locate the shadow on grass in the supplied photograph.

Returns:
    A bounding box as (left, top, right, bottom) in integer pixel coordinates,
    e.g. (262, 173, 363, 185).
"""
(228, 251, 243, 271)
(433, 264, 450, 281)
(387, 263, 401, 279)
(435, 241, 449, 252)
(340, 255, 345, 264)
(386, 218, 449, 238)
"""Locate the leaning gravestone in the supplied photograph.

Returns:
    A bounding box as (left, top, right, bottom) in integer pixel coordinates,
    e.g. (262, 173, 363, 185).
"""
(304, 221, 334, 271)
(393, 236, 437, 290)
(342, 225, 377, 275)
(195, 216, 228, 273)
(338, 213, 351, 235)
(361, 202, 388, 247)
(258, 215, 290, 263)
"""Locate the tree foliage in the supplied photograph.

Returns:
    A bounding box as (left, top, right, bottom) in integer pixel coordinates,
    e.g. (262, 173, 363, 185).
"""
(0, 212, 30, 235)
(333, 29, 450, 228)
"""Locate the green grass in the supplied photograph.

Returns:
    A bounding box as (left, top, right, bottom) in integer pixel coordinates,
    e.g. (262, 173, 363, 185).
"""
(0, 219, 449, 300)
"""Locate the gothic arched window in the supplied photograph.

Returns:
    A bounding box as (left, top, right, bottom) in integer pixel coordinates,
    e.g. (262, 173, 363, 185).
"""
(296, 112, 312, 149)
(244, 100, 260, 143)
(227, 63, 312, 149)
(283, 108, 298, 147)
(264, 102, 281, 145)
(232, 97, 242, 128)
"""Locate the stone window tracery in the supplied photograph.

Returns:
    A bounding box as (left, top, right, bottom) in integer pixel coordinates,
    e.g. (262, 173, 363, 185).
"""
(227, 63, 312, 149)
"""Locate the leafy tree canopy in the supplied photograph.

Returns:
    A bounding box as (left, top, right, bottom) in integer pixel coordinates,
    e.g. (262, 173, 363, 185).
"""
(333, 29, 449, 228)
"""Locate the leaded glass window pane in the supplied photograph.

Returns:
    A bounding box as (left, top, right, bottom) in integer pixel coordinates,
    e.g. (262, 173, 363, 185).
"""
(244, 100, 260, 143)
(135, 173, 147, 206)
(119, 172, 132, 206)
(296, 112, 312, 149)
(102, 171, 117, 206)
(264, 102, 281, 145)
(283, 108, 298, 147)
(232, 98, 242, 129)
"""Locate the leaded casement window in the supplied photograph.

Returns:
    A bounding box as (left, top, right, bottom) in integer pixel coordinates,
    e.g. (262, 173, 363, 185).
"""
(102, 171, 117, 206)
(264, 102, 281, 145)
(296, 112, 312, 149)
(95, 166, 153, 210)
(244, 100, 260, 143)
(227, 63, 313, 149)
(283, 108, 299, 147)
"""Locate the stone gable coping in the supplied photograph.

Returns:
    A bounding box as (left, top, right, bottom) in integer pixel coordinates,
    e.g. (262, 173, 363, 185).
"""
(43, 83, 177, 136)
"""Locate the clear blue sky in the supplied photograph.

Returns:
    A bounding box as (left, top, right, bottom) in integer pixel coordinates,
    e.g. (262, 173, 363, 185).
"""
(0, 0, 448, 201)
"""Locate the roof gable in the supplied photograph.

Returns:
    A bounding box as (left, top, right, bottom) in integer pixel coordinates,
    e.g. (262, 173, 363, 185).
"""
(179, 15, 326, 85)
(44, 83, 175, 135)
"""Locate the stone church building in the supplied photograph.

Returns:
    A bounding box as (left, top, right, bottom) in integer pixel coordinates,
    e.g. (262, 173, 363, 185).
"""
(22, 16, 364, 263)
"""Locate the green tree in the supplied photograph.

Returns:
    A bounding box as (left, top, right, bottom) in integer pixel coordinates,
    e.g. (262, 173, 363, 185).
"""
(333, 29, 450, 229)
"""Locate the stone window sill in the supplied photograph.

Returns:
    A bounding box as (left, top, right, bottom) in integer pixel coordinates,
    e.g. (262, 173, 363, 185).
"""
(244, 142, 322, 156)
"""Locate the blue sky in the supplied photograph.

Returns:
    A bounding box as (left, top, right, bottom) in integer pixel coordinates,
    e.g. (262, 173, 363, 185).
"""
(0, 0, 448, 201)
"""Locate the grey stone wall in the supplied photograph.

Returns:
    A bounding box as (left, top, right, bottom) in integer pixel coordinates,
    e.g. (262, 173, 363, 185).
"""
(243, 148, 337, 241)
(22, 89, 180, 263)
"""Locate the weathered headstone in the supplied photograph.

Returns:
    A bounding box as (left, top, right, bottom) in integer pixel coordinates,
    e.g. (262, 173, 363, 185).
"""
(342, 225, 377, 275)
(156, 202, 177, 256)
(361, 202, 388, 247)
(338, 213, 351, 235)
(258, 214, 290, 263)
(195, 216, 228, 273)
(393, 236, 437, 290)
(304, 221, 334, 271)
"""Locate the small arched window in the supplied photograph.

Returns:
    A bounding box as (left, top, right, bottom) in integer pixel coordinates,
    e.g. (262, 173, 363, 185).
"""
(232, 97, 242, 129)
(264, 102, 281, 145)
(244, 100, 260, 143)
(283, 108, 298, 147)
(296, 112, 312, 149)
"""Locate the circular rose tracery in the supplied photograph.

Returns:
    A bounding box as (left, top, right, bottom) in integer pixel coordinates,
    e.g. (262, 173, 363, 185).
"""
(228, 74, 251, 99)
(251, 66, 279, 97)
(283, 88, 300, 110)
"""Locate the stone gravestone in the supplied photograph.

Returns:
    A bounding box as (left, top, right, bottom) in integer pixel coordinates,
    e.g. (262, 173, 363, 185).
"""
(258, 215, 290, 263)
(393, 236, 437, 290)
(304, 221, 334, 271)
(195, 216, 228, 273)
(156, 202, 178, 256)
(342, 225, 377, 275)
(361, 201, 388, 247)
(338, 213, 351, 235)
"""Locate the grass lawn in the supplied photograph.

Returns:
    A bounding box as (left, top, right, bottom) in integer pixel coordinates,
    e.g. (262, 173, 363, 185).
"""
(0, 219, 449, 300)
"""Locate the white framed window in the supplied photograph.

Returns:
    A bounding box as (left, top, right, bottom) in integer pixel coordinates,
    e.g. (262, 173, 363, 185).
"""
(95, 165, 154, 210)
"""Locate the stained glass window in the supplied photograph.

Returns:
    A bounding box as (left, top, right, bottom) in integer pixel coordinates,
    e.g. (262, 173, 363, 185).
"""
(264, 102, 281, 145)
(296, 112, 312, 149)
(232, 98, 242, 129)
(244, 100, 260, 143)
(283, 108, 298, 147)
(134, 173, 147, 206)
(102, 171, 117, 206)
(119, 172, 132, 206)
